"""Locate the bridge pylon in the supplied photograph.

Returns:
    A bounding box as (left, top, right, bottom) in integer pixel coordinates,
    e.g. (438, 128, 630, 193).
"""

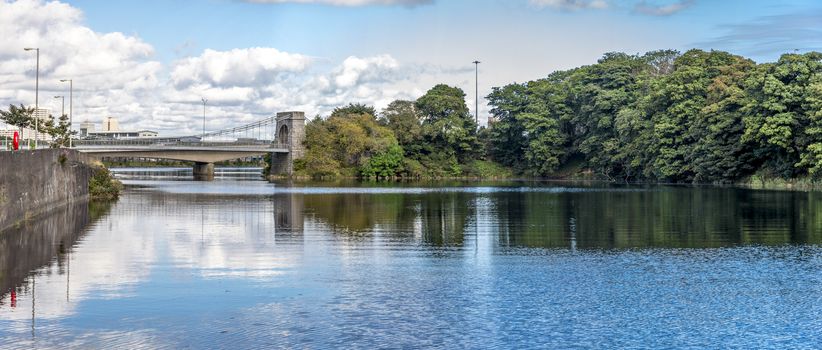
(270, 111, 306, 176)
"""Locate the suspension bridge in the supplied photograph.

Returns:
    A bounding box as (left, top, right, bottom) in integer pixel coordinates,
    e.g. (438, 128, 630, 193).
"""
(74, 111, 306, 180)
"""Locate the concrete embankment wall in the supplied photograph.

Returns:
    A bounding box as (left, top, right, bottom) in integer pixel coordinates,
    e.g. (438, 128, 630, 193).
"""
(0, 149, 96, 232)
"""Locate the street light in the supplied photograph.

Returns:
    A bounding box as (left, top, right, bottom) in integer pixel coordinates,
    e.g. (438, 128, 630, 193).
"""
(53, 95, 64, 148)
(201, 98, 207, 140)
(24, 47, 39, 146)
(473, 60, 481, 125)
(59, 79, 73, 147)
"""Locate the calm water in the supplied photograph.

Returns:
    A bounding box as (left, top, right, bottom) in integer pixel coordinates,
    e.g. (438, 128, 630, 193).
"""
(1, 169, 822, 348)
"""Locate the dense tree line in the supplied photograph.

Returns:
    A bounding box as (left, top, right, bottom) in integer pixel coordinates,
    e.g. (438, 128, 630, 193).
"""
(487, 49, 822, 182)
(284, 49, 822, 181)
(296, 84, 508, 178)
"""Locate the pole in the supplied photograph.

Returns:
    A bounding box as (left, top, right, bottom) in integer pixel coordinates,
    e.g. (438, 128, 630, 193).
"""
(201, 98, 207, 140)
(54, 95, 64, 147)
(24, 48, 40, 148)
(60, 79, 73, 147)
(35, 49, 39, 147)
(68, 80, 73, 147)
(473, 60, 480, 125)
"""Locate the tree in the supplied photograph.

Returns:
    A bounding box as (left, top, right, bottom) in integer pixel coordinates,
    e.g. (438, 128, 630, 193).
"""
(742, 52, 822, 178)
(0, 104, 35, 130)
(415, 84, 482, 166)
(300, 107, 403, 178)
(380, 100, 422, 154)
(331, 103, 377, 119)
(486, 83, 529, 169)
(50, 114, 75, 148)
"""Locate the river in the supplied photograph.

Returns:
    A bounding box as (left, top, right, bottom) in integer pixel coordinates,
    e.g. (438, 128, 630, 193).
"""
(1, 168, 821, 348)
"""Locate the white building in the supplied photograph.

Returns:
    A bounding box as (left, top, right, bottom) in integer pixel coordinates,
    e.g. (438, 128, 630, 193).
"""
(79, 120, 95, 133)
(80, 117, 158, 139)
(103, 116, 119, 131)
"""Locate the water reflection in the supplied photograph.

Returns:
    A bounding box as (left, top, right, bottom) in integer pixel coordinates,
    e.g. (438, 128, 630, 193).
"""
(301, 186, 822, 248)
(1, 174, 821, 348)
(0, 202, 112, 299)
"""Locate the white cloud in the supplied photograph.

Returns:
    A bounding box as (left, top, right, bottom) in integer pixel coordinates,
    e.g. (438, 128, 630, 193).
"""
(333, 55, 399, 88)
(634, 0, 694, 16)
(0, 0, 162, 127)
(170, 48, 311, 88)
(0, 0, 481, 136)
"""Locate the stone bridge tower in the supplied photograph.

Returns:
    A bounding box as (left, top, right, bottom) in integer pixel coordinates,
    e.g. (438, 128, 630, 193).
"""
(270, 111, 306, 176)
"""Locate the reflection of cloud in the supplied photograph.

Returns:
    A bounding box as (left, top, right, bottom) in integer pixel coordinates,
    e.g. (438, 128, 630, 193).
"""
(696, 10, 822, 59)
(0, 207, 156, 322)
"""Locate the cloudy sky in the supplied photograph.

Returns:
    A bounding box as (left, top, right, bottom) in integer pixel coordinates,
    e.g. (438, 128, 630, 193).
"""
(1, 0, 821, 135)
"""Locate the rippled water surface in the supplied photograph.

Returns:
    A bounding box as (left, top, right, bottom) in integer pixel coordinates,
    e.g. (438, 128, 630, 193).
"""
(1, 169, 822, 348)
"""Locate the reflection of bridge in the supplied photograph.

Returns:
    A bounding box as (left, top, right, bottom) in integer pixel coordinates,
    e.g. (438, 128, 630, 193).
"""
(75, 112, 305, 180)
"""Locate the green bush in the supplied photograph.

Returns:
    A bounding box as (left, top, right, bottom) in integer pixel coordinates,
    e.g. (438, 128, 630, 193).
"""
(89, 166, 123, 200)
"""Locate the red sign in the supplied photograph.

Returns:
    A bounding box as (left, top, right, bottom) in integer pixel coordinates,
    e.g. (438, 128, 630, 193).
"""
(12, 131, 19, 150)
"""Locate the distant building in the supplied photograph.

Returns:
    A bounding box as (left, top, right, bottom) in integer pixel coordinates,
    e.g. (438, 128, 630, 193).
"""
(86, 130, 159, 139)
(80, 117, 158, 139)
(33, 107, 50, 122)
(79, 120, 95, 134)
(103, 116, 120, 131)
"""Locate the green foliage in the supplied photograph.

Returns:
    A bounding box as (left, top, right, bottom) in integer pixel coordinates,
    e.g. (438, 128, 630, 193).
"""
(299, 85, 487, 179)
(89, 166, 123, 200)
(415, 84, 482, 164)
(301, 107, 400, 178)
(487, 49, 822, 183)
(296, 49, 822, 182)
(0, 104, 35, 129)
(360, 144, 404, 178)
(463, 160, 514, 178)
(50, 114, 76, 148)
(331, 103, 377, 119)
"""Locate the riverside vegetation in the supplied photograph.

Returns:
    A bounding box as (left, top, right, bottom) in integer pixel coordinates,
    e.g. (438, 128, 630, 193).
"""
(293, 49, 822, 184)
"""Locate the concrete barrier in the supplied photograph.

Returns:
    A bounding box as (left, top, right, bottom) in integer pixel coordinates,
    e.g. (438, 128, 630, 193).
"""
(0, 149, 96, 232)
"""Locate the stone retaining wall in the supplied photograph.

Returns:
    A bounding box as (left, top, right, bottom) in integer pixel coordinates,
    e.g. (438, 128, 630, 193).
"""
(0, 149, 96, 232)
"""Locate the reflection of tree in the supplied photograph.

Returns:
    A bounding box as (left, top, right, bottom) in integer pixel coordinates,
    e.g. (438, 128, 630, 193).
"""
(418, 192, 473, 247)
(492, 187, 822, 249)
(302, 191, 475, 247)
(303, 193, 416, 233)
(300, 187, 822, 249)
(0, 201, 114, 298)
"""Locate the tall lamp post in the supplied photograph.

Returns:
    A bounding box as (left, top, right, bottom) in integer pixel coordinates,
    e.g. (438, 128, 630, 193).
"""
(201, 98, 207, 140)
(59, 79, 73, 147)
(24, 48, 39, 147)
(53, 95, 64, 147)
(472, 60, 481, 125)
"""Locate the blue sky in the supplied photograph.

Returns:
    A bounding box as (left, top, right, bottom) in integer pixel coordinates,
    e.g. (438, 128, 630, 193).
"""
(1, 0, 821, 134)
(70, 0, 821, 63)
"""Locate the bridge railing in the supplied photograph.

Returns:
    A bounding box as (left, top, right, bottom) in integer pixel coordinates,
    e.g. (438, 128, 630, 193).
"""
(73, 139, 288, 149)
